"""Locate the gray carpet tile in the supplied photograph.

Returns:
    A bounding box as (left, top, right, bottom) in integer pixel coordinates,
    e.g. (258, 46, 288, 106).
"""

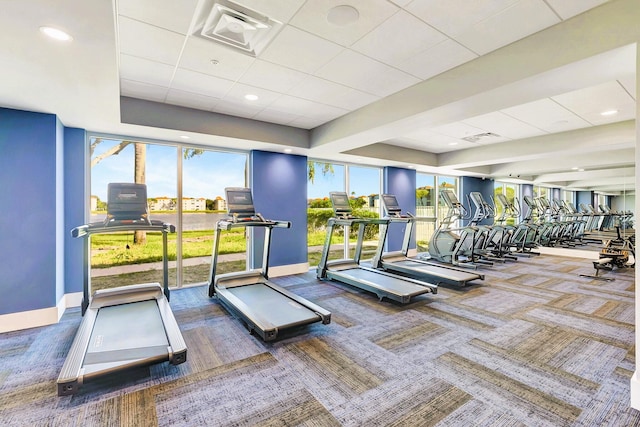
(1, 252, 640, 426)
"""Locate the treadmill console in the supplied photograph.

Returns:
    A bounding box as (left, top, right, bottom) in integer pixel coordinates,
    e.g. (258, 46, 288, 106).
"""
(381, 194, 403, 217)
(105, 183, 150, 225)
(225, 187, 258, 221)
(329, 192, 353, 218)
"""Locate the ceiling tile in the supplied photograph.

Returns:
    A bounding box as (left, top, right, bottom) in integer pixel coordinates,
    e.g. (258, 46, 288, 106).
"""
(252, 108, 299, 126)
(544, 0, 609, 20)
(289, 115, 327, 129)
(462, 111, 546, 140)
(394, 131, 467, 153)
(222, 82, 282, 107)
(552, 80, 636, 123)
(171, 68, 235, 98)
(389, 0, 412, 6)
(430, 121, 485, 139)
(397, 38, 477, 80)
(315, 49, 420, 97)
(165, 88, 220, 111)
(233, 0, 307, 23)
(326, 88, 380, 111)
(288, 75, 355, 106)
(501, 98, 591, 132)
(288, 0, 398, 47)
(452, 0, 560, 55)
(118, 16, 186, 65)
(178, 36, 255, 80)
(351, 10, 446, 66)
(120, 79, 168, 102)
(212, 101, 262, 119)
(117, 0, 199, 34)
(260, 26, 343, 73)
(119, 54, 175, 87)
(406, 0, 520, 38)
(268, 94, 348, 121)
(617, 76, 636, 102)
(239, 60, 308, 93)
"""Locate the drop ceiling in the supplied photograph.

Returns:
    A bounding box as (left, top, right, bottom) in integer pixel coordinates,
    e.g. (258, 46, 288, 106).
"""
(0, 0, 637, 195)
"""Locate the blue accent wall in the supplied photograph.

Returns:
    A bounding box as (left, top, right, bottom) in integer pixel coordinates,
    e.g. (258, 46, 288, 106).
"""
(383, 167, 416, 251)
(460, 176, 494, 225)
(551, 188, 561, 201)
(56, 118, 65, 303)
(576, 191, 593, 211)
(64, 128, 87, 294)
(0, 108, 58, 314)
(250, 150, 307, 269)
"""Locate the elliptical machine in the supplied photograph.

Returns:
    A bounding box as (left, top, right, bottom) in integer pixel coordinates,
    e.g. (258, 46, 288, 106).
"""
(428, 189, 483, 268)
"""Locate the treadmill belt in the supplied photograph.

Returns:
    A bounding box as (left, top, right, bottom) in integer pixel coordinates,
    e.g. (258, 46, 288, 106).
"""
(84, 299, 168, 365)
(334, 267, 429, 296)
(393, 259, 479, 281)
(225, 283, 319, 326)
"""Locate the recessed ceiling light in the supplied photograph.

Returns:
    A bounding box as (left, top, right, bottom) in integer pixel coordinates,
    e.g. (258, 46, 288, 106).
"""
(578, 168, 585, 172)
(284, 148, 292, 153)
(244, 94, 259, 101)
(601, 109, 618, 116)
(571, 166, 579, 170)
(180, 135, 190, 139)
(448, 142, 458, 146)
(40, 26, 73, 41)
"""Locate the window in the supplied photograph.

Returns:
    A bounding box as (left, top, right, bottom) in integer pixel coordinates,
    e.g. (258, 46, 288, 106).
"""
(89, 136, 248, 290)
(90, 138, 177, 291)
(415, 174, 436, 251)
(180, 148, 247, 286)
(494, 181, 519, 225)
(306, 161, 381, 266)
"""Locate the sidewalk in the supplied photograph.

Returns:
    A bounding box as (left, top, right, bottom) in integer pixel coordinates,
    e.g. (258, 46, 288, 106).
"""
(91, 244, 343, 277)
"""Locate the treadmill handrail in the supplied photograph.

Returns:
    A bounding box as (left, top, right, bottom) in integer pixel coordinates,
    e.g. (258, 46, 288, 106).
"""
(71, 220, 175, 237)
(71, 219, 175, 311)
(217, 217, 290, 231)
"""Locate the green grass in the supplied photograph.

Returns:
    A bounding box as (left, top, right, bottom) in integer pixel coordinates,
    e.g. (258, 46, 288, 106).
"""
(91, 227, 378, 290)
(91, 228, 245, 268)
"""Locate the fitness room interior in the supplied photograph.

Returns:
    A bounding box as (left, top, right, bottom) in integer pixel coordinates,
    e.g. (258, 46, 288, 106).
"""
(2, 0, 640, 425)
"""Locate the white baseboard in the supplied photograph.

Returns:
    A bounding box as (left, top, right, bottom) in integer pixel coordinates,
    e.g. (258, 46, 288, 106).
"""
(0, 292, 83, 334)
(269, 262, 310, 277)
(0, 306, 60, 333)
(631, 372, 640, 410)
(63, 292, 83, 309)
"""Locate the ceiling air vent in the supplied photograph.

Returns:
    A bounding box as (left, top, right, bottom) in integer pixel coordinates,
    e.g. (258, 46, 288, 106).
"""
(461, 132, 501, 143)
(196, 0, 282, 57)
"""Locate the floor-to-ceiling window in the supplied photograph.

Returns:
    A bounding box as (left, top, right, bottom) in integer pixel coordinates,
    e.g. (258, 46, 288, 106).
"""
(89, 136, 247, 290)
(494, 181, 519, 226)
(416, 173, 436, 252)
(307, 161, 346, 266)
(414, 173, 458, 252)
(306, 161, 381, 266)
(180, 147, 247, 286)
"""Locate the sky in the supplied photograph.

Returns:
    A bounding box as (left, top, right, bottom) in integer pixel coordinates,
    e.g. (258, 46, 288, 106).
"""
(91, 139, 246, 201)
(91, 139, 444, 202)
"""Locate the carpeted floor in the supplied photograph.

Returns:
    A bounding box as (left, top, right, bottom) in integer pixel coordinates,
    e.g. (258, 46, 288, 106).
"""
(1, 252, 639, 426)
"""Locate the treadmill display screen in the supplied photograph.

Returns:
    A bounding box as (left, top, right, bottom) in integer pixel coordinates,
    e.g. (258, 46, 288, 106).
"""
(106, 183, 149, 222)
(225, 188, 256, 217)
(382, 194, 401, 214)
(330, 192, 351, 213)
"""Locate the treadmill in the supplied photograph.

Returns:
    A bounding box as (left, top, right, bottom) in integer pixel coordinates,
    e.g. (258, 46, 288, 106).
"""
(208, 187, 330, 341)
(371, 194, 484, 287)
(57, 183, 187, 396)
(316, 192, 437, 303)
